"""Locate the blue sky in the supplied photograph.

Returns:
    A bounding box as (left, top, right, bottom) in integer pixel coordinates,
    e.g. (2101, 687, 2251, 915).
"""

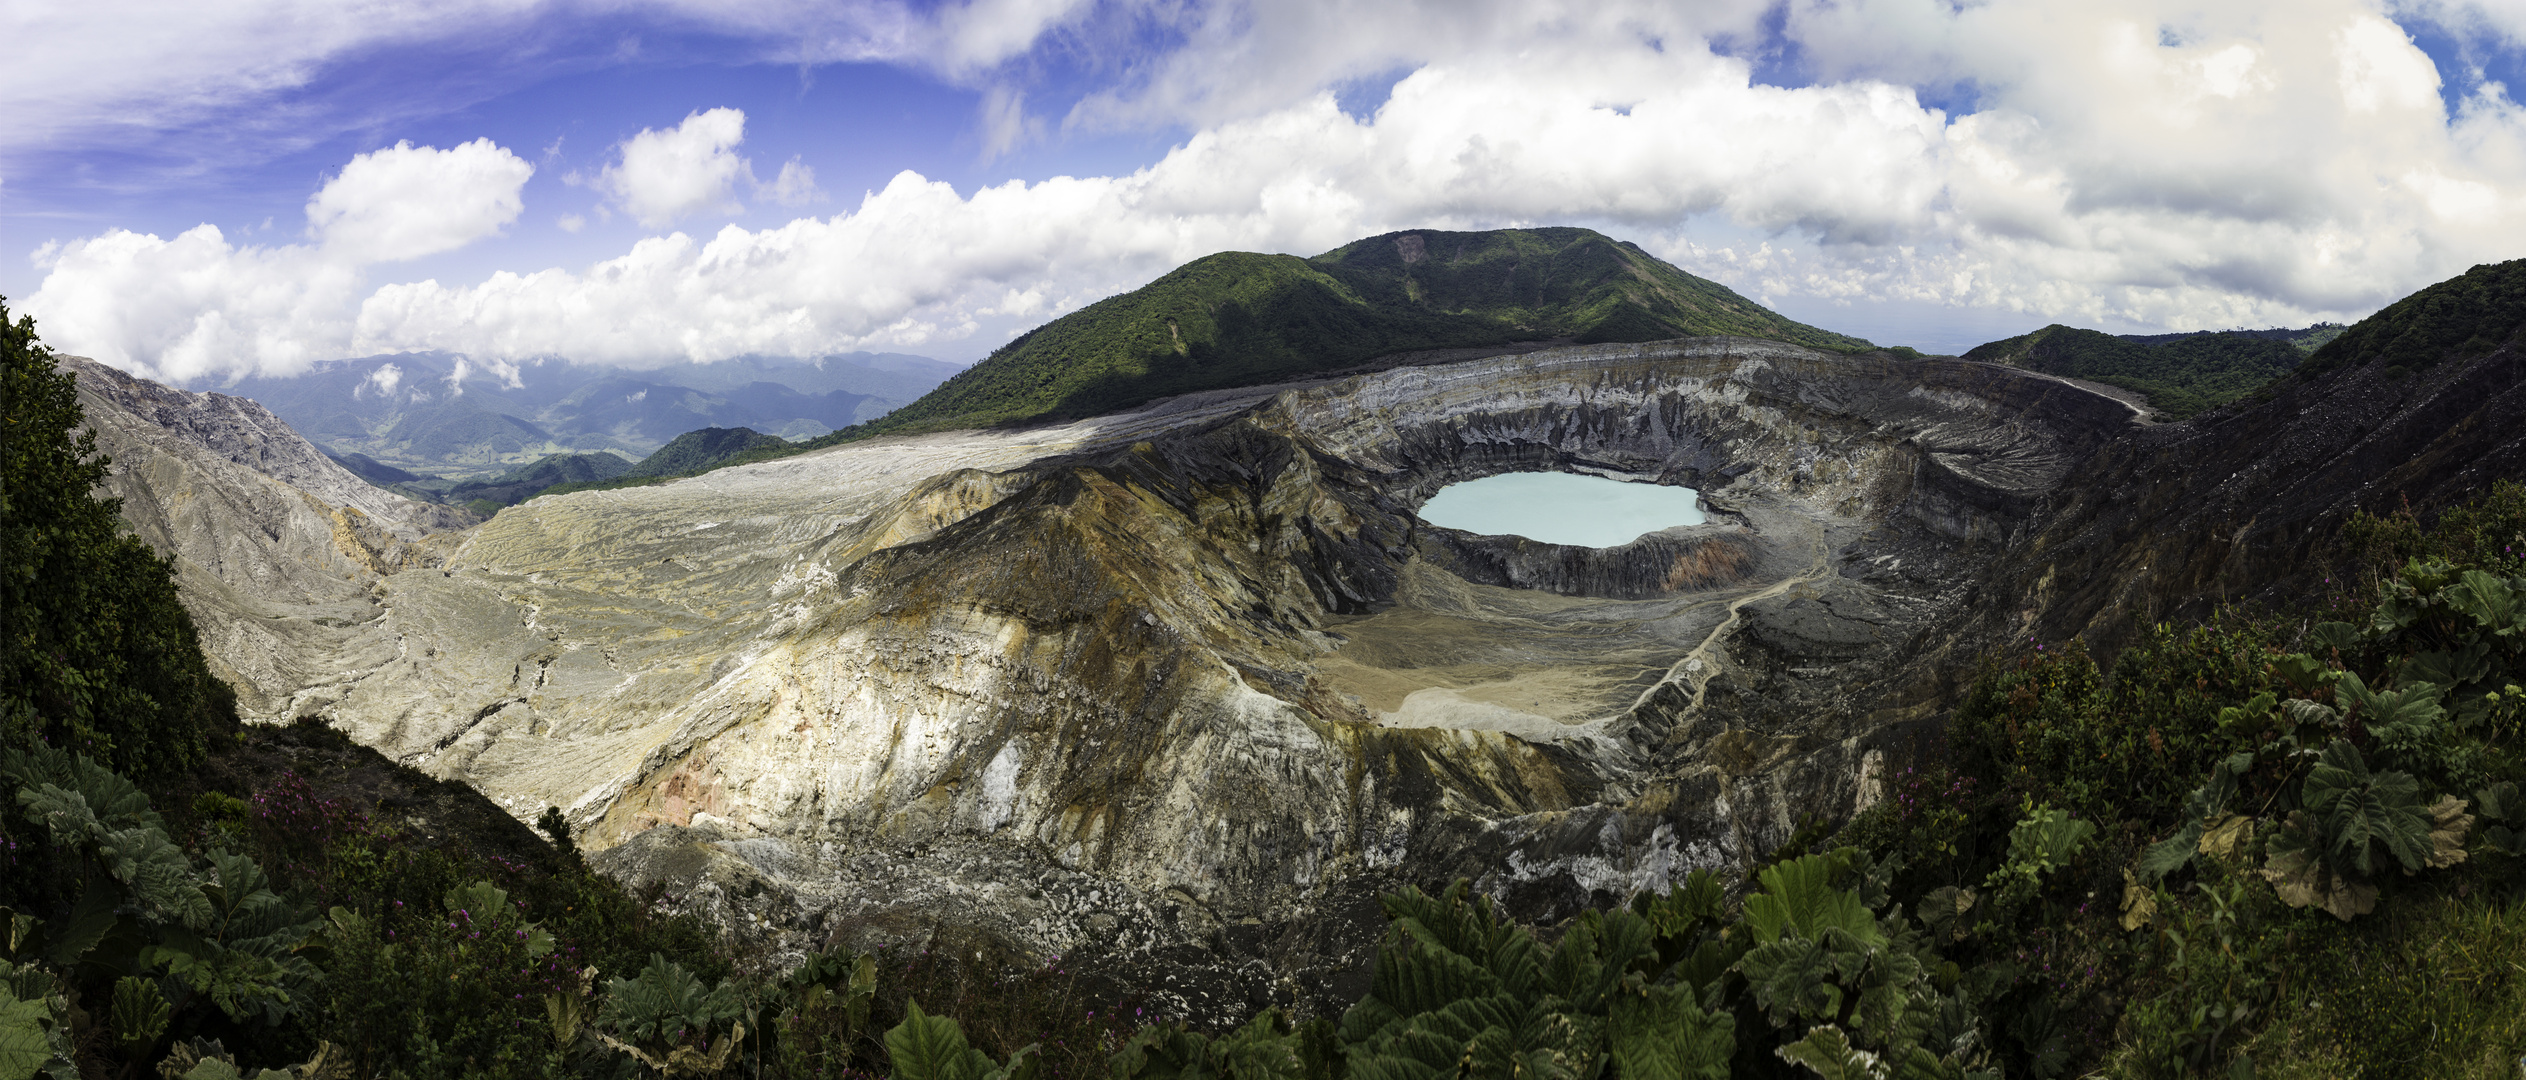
(10, 0, 2526, 383)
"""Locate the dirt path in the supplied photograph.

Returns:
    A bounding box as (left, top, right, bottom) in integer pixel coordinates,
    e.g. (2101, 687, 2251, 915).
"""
(1628, 520, 1835, 718)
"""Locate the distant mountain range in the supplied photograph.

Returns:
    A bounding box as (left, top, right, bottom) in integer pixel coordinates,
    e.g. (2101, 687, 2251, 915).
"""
(202, 351, 960, 478)
(331, 427, 803, 511)
(1963, 323, 2347, 418)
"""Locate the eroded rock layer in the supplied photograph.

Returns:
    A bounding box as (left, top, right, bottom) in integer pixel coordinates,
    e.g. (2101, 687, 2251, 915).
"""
(83, 339, 2134, 1019)
(65, 357, 474, 718)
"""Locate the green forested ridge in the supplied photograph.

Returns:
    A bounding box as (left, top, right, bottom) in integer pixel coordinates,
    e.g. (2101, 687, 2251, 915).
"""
(2300, 258, 2526, 378)
(819, 227, 1875, 438)
(2115, 324, 2345, 351)
(1, 298, 237, 784)
(620, 427, 790, 479)
(410, 451, 635, 514)
(510, 427, 793, 503)
(1962, 325, 2307, 419)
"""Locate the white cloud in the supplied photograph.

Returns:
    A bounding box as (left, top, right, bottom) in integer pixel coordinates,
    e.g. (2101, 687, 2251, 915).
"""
(580, 107, 826, 223)
(2392, 0, 2526, 50)
(23, 226, 362, 381)
(22, 139, 531, 382)
(2338, 15, 2444, 112)
(307, 138, 533, 261)
(977, 85, 1036, 160)
(592, 108, 754, 228)
(355, 362, 401, 400)
(1059, 0, 1781, 132)
(0, 0, 552, 163)
(930, 0, 1098, 76)
(30, 0, 2526, 378)
(761, 159, 823, 206)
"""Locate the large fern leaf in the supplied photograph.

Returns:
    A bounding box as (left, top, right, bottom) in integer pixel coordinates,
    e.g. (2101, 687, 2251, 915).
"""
(2, 748, 163, 838)
(107, 976, 169, 1051)
(2302, 740, 2435, 875)
(2259, 813, 2380, 921)
(601, 952, 743, 1047)
(0, 987, 51, 1080)
(2442, 569, 2523, 633)
(95, 827, 209, 929)
(1609, 983, 1731, 1080)
(1774, 1026, 1888, 1080)
(1207, 1010, 1305, 1080)
(886, 1000, 998, 1080)
(1739, 936, 1855, 1027)
(1742, 853, 1884, 948)
(1370, 931, 1503, 1019)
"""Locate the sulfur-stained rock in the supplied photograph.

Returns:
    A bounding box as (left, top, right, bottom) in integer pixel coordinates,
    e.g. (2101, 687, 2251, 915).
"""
(83, 337, 2142, 1018)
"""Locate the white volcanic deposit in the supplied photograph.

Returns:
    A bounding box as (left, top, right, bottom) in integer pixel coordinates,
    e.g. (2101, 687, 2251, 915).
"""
(75, 338, 2141, 1020)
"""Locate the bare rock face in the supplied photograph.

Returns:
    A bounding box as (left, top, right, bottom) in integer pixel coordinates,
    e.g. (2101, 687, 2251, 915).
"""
(1895, 336, 2526, 707)
(89, 339, 2135, 1019)
(63, 356, 474, 717)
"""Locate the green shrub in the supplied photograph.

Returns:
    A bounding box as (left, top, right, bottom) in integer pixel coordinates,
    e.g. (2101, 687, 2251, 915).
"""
(1, 297, 236, 783)
(0, 746, 317, 1076)
(2242, 893, 2526, 1078)
(317, 883, 566, 1078)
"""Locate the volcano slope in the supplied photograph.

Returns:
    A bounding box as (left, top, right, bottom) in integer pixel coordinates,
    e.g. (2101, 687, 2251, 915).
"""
(61, 356, 474, 717)
(83, 334, 2137, 1019)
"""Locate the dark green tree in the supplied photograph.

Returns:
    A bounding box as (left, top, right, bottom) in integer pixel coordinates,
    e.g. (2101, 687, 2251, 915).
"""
(0, 296, 235, 783)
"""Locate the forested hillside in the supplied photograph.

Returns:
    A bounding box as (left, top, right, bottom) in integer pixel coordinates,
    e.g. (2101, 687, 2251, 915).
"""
(1963, 325, 2307, 418)
(825, 227, 1876, 437)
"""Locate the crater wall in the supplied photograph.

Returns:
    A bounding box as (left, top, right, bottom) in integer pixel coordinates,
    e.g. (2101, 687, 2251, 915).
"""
(80, 338, 2136, 1020)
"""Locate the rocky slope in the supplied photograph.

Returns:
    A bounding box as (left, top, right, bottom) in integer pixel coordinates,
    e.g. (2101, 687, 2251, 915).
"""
(64, 356, 474, 719)
(1900, 315, 2526, 708)
(80, 335, 2151, 1020)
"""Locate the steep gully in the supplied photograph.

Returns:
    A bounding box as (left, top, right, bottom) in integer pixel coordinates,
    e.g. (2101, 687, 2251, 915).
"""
(82, 332, 2526, 1022)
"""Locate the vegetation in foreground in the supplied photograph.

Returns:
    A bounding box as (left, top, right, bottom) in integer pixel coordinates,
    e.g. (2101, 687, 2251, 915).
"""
(10, 277, 2526, 1079)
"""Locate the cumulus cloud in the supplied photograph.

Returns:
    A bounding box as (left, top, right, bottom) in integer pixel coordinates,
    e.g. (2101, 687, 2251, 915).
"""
(590, 108, 753, 227)
(308, 138, 533, 261)
(761, 159, 823, 206)
(24, 226, 362, 380)
(29, 0, 2526, 378)
(581, 107, 825, 224)
(355, 362, 402, 400)
(343, 4, 2526, 365)
(22, 138, 531, 381)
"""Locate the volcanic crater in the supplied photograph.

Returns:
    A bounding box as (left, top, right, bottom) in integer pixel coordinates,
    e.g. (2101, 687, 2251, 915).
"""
(77, 335, 2147, 1020)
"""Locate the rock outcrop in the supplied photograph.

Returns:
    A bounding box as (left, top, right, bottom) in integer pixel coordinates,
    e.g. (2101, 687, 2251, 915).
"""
(64, 356, 474, 718)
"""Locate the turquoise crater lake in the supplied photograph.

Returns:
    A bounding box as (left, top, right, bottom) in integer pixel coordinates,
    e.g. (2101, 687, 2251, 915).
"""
(1416, 472, 1706, 548)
